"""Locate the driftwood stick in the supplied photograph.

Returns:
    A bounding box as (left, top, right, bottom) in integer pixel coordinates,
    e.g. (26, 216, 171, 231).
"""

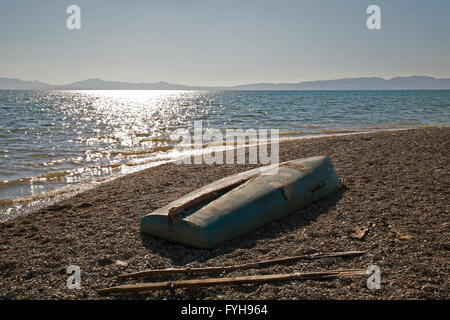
(118, 250, 366, 279)
(98, 269, 366, 295)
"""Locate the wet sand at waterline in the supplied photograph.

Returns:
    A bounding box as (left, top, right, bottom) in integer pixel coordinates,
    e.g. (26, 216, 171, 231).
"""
(0, 127, 449, 299)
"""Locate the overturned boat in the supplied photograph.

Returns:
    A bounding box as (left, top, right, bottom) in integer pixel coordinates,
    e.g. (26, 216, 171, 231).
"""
(141, 156, 342, 249)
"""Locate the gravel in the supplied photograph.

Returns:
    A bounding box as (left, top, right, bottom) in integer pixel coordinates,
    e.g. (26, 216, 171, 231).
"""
(0, 127, 449, 300)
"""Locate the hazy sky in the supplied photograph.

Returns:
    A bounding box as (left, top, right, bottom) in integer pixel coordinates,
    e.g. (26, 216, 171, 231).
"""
(1, 0, 449, 86)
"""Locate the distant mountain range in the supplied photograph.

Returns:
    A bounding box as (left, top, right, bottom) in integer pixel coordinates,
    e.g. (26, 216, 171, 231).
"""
(1, 76, 450, 90)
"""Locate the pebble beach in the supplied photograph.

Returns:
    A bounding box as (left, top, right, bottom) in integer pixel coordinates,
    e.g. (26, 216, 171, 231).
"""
(0, 127, 449, 299)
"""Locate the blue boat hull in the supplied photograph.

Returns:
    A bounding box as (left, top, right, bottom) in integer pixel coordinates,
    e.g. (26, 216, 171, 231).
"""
(141, 156, 342, 248)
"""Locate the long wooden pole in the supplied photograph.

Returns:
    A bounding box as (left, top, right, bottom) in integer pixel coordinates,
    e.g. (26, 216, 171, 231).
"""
(118, 250, 366, 279)
(98, 269, 366, 295)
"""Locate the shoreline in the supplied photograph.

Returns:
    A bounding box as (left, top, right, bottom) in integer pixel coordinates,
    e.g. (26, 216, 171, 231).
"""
(1, 125, 444, 223)
(0, 127, 449, 299)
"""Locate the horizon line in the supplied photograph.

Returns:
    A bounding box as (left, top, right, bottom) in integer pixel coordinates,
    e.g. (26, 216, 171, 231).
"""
(2, 74, 450, 88)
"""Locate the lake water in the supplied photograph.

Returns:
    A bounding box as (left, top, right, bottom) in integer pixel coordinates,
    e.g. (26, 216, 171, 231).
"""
(1, 90, 449, 219)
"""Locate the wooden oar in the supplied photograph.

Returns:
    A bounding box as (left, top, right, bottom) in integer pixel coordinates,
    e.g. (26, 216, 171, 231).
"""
(98, 269, 366, 295)
(118, 250, 366, 279)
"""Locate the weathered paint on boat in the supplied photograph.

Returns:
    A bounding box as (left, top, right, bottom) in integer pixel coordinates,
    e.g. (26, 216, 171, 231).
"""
(140, 156, 342, 248)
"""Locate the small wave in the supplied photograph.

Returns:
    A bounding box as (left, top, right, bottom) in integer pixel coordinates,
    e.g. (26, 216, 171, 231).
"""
(75, 135, 119, 142)
(135, 133, 151, 138)
(139, 137, 176, 144)
(278, 131, 305, 137)
(0, 198, 16, 208)
(322, 129, 358, 134)
(0, 170, 72, 189)
(0, 181, 103, 221)
(0, 177, 34, 188)
(110, 145, 174, 156)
